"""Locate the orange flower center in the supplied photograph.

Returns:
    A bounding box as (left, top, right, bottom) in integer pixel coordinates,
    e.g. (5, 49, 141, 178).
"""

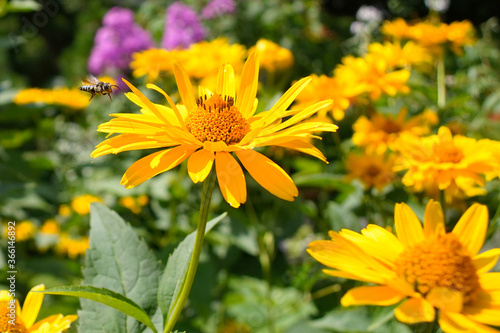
(381, 119, 402, 134)
(0, 304, 27, 333)
(434, 142, 464, 163)
(186, 94, 250, 144)
(394, 233, 480, 304)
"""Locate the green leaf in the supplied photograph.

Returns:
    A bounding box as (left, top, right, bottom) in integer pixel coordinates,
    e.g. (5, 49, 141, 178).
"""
(158, 213, 227, 323)
(40, 286, 157, 333)
(79, 203, 163, 333)
(5, 0, 42, 12)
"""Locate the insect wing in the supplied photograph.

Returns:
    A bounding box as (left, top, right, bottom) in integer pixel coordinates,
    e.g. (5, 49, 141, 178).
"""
(82, 74, 100, 85)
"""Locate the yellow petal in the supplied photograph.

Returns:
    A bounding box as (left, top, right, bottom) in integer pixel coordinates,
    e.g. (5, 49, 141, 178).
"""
(275, 139, 328, 162)
(452, 204, 488, 256)
(216, 64, 235, 99)
(439, 311, 500, 333)
(21, 284, 45, 328)
(121, 146, 196, 188)
(423, 200, 445, 238)
(188, 149, 215, 183)
(173, 62, 197, 112)
(341, 285, 406, 306)
(394, 298, 435, 324)
(236, 52, 259, 118)
(426, 287, 463, 313)
(394, 203, 425, 247)
(474, 249, 500, 274)
(215, 151, 246, 208)
(479, 273, 500, 291)
(29, 314, 78, 332)
(462, 306, 500, 326)
(236, 149, 298, 201)
(146, 83, 187, 130)
(121, 79, 170, 125)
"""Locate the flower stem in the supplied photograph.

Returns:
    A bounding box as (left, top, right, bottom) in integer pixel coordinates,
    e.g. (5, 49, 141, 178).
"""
(437, 56, 446, 109)
(163, 169, 216, 333)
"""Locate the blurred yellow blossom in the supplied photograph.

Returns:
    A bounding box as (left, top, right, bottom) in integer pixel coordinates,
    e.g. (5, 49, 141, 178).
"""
(345, 152, 396, 191)
(352, 108, 438, 154)
(3, 220, 36, 241)
(56, 233, 89, 259)
(118, 195, 150, 214)
(366, 41, 432, 69)
(39, 219, 60, 235)
(249, 39, 294, 72)
(131, 48, 184, 82)
(58, 204, 72, 217)
(14, 87, 89, 109)
(71, 194, 103, 215)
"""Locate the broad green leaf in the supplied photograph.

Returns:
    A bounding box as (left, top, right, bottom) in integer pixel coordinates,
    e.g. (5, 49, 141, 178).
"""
(40, 286, 157, 333)
(158, 213, 227, 323)
(79, 203, 163, 333)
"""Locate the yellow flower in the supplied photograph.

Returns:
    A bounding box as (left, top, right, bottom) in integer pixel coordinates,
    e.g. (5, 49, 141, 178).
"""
(58, 204, 72, 217)
(0, 284, 77, 333)
(380, 17, 411, 40)
(249, 39, 294, 72)
(334, 55, 411, 101)
(39, 219, 60, 235)
(308, 200, 500, 332)
(352, 108, 438, 154)
(392, 126, 500, 199)
(366, 41, 432, 69)
(3, 220, 36, 241)
(56, 234, 89, 259)
(345, 152, 396, 191)
(294, 74, 366, 121)
(14, 88, 89, 109)
(131, 48, 185, 82)
(70, 194, 103, 215)
(91, 53, 338, 208)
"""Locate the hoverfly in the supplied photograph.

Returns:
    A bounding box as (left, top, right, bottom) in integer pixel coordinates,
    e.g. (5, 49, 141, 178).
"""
(79, 74, 121, 101)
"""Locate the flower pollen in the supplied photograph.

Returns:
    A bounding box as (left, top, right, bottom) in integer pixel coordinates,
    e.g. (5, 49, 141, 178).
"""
(394, 233, 480, 304)
(187, 93, 250, 144)
(0, 305, 27, 333)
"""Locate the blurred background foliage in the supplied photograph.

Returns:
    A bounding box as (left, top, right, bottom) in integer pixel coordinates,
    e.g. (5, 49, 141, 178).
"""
(1, 0, 500, 332)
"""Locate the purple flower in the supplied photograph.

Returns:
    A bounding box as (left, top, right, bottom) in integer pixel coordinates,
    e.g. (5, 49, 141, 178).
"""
(202, 0, 235, 19)
(162, 2, 206, 50)
(88, 7, 154, 75)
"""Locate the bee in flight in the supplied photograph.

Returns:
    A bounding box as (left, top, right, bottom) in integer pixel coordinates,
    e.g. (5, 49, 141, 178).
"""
(79, 74, 121, 101)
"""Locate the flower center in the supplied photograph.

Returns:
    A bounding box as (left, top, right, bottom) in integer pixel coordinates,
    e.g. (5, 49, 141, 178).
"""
(365, 165, 382, 177)
(381, 119, 402, 134)
(434, 142, 464, 163)
(186, 94, 250, 144)
(0, 304, 28, 333)
(394, 233, 480, 304)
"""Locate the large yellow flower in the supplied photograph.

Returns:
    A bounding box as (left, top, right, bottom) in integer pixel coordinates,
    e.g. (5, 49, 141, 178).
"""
(0, 285, 77, 332)
(392, 126, 500, 199)
(308, 200, 500, 332)
(91, 53, 338, 208)
(345, 151, 396, 191)
(248, 38, 294, 72)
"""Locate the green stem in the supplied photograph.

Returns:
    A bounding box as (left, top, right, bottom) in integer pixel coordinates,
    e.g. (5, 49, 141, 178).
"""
(163, 169, 217, 333)
(486, 200, 500, 239)
(437, 56, 446, 109)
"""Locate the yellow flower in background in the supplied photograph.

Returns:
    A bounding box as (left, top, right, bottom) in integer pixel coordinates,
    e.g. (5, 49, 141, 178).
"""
(58, 204, 72, 217)
(249, 39, 294, 72)
(14, 88, 89, 109)
(308, 200, 500, 332)
(366, 41, 432, 69)
(352, 108, 438, 154)
(56, 234, 89, 259)
(392, 126, 500, 199)
(294, 74, 366, 121)
(71, 194, 103, 215)
(3, 220, 36, 241)
(39, 219, 60, 235)
(335, 55, 410, 101)
(345, 152, 396, 191)
(0, 284, 77, 333)
(118, 195, 149, 214)
(91, 53, 338, 208)
(380, 17, 410, 40)
(131, 48, 184, 82)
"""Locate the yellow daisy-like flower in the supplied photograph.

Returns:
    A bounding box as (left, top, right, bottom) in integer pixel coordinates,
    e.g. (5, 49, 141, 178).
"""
(39, 219, 60, 235)
(3, 220, 36, 242)
(392, 126, 500, 199)
(0, 284, 77, 333)
(57, 204, 72, 217)
(131, 48, 185, 82)
(91, 53, 338, 208)
(70, 194, 103, 215)
(56, 234, 89, 259)
(118, 195, 148, 214)
(249, 39, 294, 72)
(366, 41, 432, 69)
(308, 200, 500, 332)
(352, 107, 438, 154)
(14, 88, 89, 109)
(294, 74, 366, 121)
(345, 152, 396, 191)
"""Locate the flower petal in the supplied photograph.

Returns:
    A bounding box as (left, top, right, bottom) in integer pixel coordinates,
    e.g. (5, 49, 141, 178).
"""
(121, 146, 196, 188)
(236, 149, 298, 201)
(122, 79, 170, 125)
(173, 62, 198, 112)
(21, 284, 45, 328)
(236, 52, 259, 118)
(479, 273, 500, 291)
(423, 200, 445, 238)
(394, 298, 435, 324)
(462, 306, 500, 326)
(146, 83, 187, 130)
(188, 149, 215, 183)
(452, 204, 488, 256)
(215, 151, 246, 208)
(439, 311, 500, 333)
(474, 249, 500, 274)
(426, 287, 463, 312)
(394, 203, 425, 247)
(216, 64, 235, 99)
(341, 285, 406, 306)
